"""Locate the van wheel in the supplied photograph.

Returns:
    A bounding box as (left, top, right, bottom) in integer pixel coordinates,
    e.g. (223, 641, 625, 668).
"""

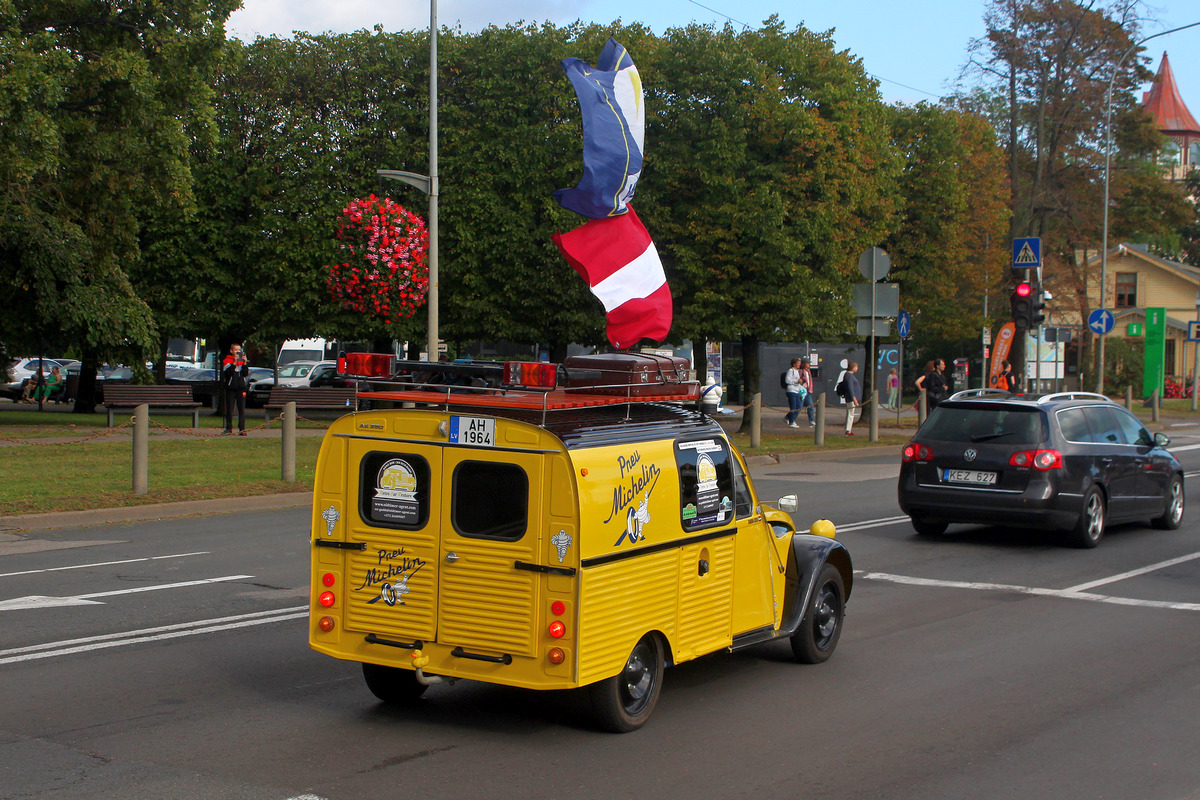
(589, 634, 664, 732)
(1065, 486, 1105, 548)
(362, 662, 428, 704)
(911, 516, 947, 537)
(791, 564, 845, 664)
(1152, 476, 1184, 530)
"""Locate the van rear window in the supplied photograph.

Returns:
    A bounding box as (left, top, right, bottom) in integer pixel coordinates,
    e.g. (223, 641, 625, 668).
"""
(359, 452, 431, 529)
(452, 461, 529, 540)
(921, 405, 1044, 445)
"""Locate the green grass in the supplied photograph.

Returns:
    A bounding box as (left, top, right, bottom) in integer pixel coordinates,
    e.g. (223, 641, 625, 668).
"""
(1, 436, 323, 516)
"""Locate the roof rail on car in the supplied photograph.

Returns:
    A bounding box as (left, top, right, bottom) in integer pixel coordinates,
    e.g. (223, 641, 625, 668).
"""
(947, 388, 1012, 401)
(1036, 392, 1112, 404)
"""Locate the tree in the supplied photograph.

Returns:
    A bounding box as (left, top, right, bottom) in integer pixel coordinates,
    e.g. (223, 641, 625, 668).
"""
(636, 19, 898, 410)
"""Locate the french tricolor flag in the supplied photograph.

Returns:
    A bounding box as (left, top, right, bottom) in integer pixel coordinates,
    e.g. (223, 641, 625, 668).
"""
(553, 205, 672, 350)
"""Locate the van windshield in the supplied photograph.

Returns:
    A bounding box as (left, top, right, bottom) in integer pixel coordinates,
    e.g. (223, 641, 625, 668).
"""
(921, 404, 1044, 446)
(279, 350, 322, 366)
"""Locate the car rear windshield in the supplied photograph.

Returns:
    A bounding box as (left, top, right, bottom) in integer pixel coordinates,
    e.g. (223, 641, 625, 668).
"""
(921, 404, 1045, 445)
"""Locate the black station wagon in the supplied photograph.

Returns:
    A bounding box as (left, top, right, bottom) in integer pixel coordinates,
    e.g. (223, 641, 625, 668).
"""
(897, 391, 1184, 548)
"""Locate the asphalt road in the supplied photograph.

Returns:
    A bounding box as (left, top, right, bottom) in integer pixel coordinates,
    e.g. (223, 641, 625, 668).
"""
(3, 438, 1200, 800)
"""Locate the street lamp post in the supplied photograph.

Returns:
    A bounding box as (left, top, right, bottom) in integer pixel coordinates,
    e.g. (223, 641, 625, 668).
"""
(379, 0, 438, 362)
(1098, 21, 1200, 393)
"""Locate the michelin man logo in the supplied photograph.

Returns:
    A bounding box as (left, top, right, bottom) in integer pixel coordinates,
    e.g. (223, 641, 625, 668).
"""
(551, 529, 573, 563)
(616, 494, 651, 546)
(321, 505, 339, 536)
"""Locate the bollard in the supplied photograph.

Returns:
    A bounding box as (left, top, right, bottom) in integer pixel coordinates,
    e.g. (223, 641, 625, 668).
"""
(749, 392, 761, 451)
(282, 401, 296, 482)
(814, 395, 825, 446)
(868, 390, 878, 443)
(1124, 385, 1132, 409)
(133, 404, 148, 495)
(1152, 390, 1160, 423)
(918, 390, 927, 426)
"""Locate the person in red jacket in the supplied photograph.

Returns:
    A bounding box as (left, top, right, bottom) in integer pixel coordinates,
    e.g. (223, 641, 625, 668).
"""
(222, 343, 250, 435)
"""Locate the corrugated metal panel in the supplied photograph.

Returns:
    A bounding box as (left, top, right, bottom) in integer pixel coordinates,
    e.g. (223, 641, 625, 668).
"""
(676, 537, 735, 660)
(578, 552, 678, 684)
(438, 539, 538, 657)
(344, 527, 438, 642)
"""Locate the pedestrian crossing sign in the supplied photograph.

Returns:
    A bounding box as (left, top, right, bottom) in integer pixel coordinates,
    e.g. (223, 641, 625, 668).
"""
(1011, 237, 1041, 269)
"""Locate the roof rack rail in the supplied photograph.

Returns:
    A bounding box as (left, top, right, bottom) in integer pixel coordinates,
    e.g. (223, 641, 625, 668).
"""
(948, 388, 1012, 401)
(1036, 392, 1111, 404)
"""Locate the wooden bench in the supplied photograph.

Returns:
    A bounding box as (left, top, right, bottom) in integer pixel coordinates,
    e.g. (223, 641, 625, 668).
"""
(103, 385, 201, 428)
(264, 387, 358, 422)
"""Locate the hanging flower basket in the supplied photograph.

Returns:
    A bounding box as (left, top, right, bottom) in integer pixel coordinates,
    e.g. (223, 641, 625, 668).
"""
(327, 195, 429, 323)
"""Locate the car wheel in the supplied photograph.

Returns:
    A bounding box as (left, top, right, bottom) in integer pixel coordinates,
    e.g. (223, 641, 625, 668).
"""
(791, 564, 846, 664)
(1066, 486, 1105, 548)
(361, 662, 428, 704)
(589, 633, 664, 732)
(1152, 475, 1184, 530)
(910, 516, 948, 537)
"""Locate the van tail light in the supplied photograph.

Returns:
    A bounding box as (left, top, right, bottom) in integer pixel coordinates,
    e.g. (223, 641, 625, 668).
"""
(547, 647, 565, 665)
(319, 591, 336, 607)
(503, 361, 559, 389)
(903, 443, 933, 462)
(318, 616, 336, 633)
(1009, 449, 1062, 470)
(548, 620, 566, 639)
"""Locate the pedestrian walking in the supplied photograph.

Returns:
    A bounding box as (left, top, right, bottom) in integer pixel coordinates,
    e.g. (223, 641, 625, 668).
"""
(798, 358, 816, 426)
(885, 367, 899, 410)
(839, 361, 862, 436)
(783, 358, 806, 428)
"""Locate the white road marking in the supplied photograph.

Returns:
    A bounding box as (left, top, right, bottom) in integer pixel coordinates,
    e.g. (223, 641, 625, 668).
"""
(0, 575, 254, 611)
(861, 571, 1200, 612)
(834, 515, 910, 533)
(1167, 443, 1200, 452)
(0, 605, 308, 665)
(0, 551, 210, 579)
(1063, 551, 1200, 592)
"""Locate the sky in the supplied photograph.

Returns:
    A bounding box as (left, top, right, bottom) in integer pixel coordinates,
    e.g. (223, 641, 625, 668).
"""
(225, 0, 1200, 111)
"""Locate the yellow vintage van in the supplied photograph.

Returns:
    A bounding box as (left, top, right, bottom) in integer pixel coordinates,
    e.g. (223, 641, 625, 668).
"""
(309, 355, 852, 731)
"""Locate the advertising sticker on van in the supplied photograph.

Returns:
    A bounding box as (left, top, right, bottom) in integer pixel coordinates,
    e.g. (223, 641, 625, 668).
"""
(676, 439, 734, 530)
(372, 458, 421, 525)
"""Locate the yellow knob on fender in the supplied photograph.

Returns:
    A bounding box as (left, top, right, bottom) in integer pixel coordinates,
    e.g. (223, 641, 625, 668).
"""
(410, 649, 430, 669)
(809, 519, 836, 539)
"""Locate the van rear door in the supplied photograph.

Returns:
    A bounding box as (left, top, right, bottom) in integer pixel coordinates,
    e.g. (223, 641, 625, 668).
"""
(437, 446, 544, 660)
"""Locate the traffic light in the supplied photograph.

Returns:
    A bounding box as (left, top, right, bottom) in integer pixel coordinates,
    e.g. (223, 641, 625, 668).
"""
(1030, 286, 1046, 327)
(1011, 281, 1034, 329)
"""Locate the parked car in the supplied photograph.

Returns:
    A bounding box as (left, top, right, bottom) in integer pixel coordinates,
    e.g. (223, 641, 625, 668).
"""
(165, 368, 220, 406)
(898, 390, 1184, 548)
(2, 358, 66, 401)
(247, 360, 346, 406)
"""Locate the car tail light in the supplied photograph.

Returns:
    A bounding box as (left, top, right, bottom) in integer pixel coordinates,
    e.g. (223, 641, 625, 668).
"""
(548, 620, 566, 639)
(318, 616, 336, 633)
(902, 443, 932, 462)
(1009, 449, 1062, 470)
(503, 361, 558, 389)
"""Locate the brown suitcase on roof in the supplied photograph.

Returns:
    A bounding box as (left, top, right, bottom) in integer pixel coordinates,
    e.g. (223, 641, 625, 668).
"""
(563, 353, 695, 397)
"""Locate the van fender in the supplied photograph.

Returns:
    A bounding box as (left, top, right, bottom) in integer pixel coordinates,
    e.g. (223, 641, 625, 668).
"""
(778, 534, 853, 639)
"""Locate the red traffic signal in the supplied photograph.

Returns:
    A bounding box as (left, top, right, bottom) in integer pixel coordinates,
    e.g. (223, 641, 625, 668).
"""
(1015, 282, 1033, 298)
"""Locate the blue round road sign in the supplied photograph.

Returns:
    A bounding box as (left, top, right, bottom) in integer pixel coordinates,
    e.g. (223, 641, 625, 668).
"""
(1088, 308, 1114, 335)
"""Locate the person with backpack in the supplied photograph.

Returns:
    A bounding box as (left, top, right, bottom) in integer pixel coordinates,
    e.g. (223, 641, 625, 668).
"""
(783, 358, 806, 428)
(797, 357, 815, 426)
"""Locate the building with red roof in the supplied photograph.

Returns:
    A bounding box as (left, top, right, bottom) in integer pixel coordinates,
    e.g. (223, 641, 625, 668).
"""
(1142, 52, 1200, 181)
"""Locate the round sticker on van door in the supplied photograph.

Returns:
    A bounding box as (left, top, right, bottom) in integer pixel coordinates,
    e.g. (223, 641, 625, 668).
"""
(373, 458, 420, 525)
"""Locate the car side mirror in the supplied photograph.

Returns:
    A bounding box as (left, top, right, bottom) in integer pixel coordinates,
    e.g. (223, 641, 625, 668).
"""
(1154, 432, 1171, 448)
(775, 494, 798, 513)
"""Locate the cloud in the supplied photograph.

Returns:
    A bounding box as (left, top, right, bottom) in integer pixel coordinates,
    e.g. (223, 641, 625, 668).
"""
(226, 0, 588, 40)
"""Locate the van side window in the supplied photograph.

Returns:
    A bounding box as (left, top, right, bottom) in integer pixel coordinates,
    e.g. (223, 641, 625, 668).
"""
(452, 461, 529, 540)
(359, 451, 431, 529)
(728, 451, 754, 519)
(674, 438, 736, 531)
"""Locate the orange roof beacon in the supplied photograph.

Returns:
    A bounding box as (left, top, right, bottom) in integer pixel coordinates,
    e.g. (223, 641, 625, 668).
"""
(307, 352, 852, 731)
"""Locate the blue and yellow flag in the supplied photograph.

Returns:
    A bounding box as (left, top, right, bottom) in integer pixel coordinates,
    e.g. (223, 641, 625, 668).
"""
(555, 38, 645, 219)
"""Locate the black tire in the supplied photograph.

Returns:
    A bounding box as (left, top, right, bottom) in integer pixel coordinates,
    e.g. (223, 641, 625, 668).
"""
(1066, 486, 1105, 548)
(1152, 475, 1185, 530)
(791, 564, 846, 664)
(362, 662, 428, 704)
(589, 633, 664, 732)
(911, 516, 948, 537)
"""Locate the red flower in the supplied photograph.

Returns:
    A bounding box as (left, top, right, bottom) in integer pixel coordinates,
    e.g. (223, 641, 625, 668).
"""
(326, 196, 430, 321)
